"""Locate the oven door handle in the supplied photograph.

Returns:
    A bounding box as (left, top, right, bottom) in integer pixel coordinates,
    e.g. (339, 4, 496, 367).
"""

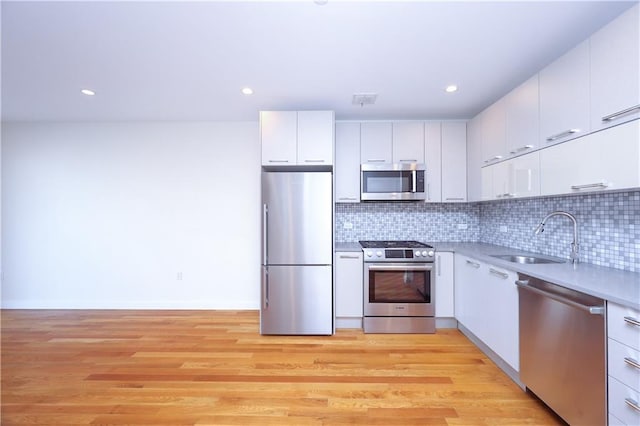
(368, 264, 432, 272)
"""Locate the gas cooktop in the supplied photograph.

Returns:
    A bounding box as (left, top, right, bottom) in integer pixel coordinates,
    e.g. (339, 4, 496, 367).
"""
(359, 240, 434, 249)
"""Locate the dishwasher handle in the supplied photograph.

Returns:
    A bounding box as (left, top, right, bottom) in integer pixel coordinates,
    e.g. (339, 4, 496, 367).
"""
(515, 280, 605, 315)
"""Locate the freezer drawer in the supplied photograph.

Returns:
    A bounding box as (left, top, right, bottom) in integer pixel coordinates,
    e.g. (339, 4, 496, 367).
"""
(260, 265, 332, 335)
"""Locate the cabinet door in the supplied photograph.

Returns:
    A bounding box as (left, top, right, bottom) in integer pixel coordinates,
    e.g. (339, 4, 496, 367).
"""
(392, 122, 424, 164)
(297, 111, 334, 165)
(441, 121, 467, 202)
(590, 5, 640, 131)
(481, 98, 506, 165)
(466, 114, 484, 202)
(360, 122, 392, 163)
(454, 255, 482, 336)
(335, 252, 364, 318)
(424, 122, 442, 202)
(509, 151, 540, 199)
(484, 265, 519, 371)
(261, 111, 297, 165)
(540, 120, 640, 196)
(480, 166, 493, 201)
(505, 75, 540, 157)
(539, 40, 590, 146)
(435, 252, 454, 317)
(491, 161, 508, 200)
(335, 122, 361, 203)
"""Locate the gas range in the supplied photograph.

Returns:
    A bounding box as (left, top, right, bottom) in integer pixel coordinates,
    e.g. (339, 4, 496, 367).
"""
(359, 240, 435, 263)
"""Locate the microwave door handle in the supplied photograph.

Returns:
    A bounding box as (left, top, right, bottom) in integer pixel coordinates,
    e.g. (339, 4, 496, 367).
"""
(412, 170, 417, 192)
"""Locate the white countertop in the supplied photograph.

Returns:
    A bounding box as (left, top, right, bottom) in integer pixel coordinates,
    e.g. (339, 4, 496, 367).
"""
(335, 241, 639, 310)
(434, 242, 640, 311)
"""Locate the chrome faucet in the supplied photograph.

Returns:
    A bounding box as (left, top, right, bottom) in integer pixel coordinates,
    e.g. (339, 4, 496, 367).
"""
(534, 211, 579, 265)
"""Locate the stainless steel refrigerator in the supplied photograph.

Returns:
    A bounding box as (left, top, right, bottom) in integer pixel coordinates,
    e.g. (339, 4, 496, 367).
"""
(261, 171, 333, 335)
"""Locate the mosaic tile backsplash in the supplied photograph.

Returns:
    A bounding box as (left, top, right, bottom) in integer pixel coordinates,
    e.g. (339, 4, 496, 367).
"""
(336, 190, 640, 272)
(479, 190, 640, 272)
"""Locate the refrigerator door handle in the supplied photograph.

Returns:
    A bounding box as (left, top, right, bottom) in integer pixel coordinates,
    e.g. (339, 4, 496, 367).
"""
(262, 204, 268, 265)
(263, 266, 269, 310)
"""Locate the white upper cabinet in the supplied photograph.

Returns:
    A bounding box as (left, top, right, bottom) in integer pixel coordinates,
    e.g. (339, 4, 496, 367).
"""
(539, 40, 591, 146)
(297, 111, 334, 165)
(505, 75, 540, 157)
(590, 4, 640, 131)
(424, 122, 442, 202)
(540, 120, 640, 196)
(261, 111, 297, 165)
(335, 122, 361, 203)
(441, 121, 467, 202)
(481, 98, 506, 165)
(261, 111, 334, 166)
(466, 114, 484, 202)
(360, 122, 392, 163)
(482, 151, 540, 201)
(392, 122, 425, 164)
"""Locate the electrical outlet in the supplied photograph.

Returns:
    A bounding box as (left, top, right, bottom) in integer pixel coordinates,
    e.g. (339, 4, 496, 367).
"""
(499, 225, 508, 233)
(457, 224, 468, 230)
(343, 222, 353, 230)
(177, 272, 183, 281)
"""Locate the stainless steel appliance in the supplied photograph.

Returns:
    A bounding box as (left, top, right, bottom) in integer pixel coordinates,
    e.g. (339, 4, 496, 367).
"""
(260, 171, 333, 335)
(361, 163, 426, 201)
(361, 240, 435, 333)
(516, 274, 606, 425)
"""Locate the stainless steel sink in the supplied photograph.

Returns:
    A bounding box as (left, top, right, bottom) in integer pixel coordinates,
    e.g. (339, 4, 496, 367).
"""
(489, 254, 565, 264)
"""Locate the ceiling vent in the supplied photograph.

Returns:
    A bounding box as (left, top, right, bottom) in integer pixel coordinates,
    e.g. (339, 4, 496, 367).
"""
(352, 93, 378, 107)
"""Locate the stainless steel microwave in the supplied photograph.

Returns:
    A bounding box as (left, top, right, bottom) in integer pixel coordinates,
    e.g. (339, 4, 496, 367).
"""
(361, 163, 426, 201)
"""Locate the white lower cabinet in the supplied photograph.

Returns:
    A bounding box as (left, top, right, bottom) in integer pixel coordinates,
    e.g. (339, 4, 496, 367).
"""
(335, 251, 363, 328)
(435, 252, 454, 318)
(454, 254, 519, 371)
(607, 302, 640, 425)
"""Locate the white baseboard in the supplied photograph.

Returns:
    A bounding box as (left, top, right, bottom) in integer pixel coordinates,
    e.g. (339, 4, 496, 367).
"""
(1, 299, 260, 310)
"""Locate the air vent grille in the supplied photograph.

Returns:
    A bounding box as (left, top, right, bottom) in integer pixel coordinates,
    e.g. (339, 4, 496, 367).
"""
(352, 93, 378, 106)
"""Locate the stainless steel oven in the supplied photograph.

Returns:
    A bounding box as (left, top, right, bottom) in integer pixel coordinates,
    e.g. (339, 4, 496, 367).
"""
(360, 241, 435, 333)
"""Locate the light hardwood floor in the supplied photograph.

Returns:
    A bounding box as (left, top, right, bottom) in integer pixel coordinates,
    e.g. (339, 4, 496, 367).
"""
(1, 310, 563, 425)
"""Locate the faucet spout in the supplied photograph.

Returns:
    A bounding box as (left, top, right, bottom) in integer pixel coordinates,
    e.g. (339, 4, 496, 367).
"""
(535, 211, 579, 265)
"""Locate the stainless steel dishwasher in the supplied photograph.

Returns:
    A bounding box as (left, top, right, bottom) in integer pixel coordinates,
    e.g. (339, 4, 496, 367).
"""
(516, 274, 606, 426)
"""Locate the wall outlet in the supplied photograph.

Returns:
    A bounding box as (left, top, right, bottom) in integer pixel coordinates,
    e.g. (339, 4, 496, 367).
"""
(176, 272, 183, 281)
(457, 223, 468, 230)
(343, 222, 353, 230)
(499, 225, 508, 233)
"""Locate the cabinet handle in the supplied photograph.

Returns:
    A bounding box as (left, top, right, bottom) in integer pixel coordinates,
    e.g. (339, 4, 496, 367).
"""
(466, 260, 480, 268)
(366, 159, 386, 163)
(339, 255, 360, 259)
(489, 268, 509, 279)
(338, 197, 358, 201)
(483, 155, 503, 164)
(602, 105, 640, 122)
(262, 267, 269, 310)
(446, 197, 465, 201)
(625, 398, 640, 413)
(268, 160, 290, 163)
(399, 159, 418, 163)
(304, 159, 325, 163)
(509, 145, 533, 154)
(570, 182, 610, 191)
(624, 316, 640, 327)
(499, 193, 515, 198)
(546, 128, 580, 142)
(624, 357, 640, 370)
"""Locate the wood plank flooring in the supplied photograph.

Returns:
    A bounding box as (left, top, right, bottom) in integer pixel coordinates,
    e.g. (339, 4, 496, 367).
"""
(1, 310, 563, 425)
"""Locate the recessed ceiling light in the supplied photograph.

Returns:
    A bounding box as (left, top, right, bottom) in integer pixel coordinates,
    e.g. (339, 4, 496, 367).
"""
(445, 85, 458, 93)
(314, 0, 328, 5)
(81, 89, 95, 96)
(241, 87, 253, 95)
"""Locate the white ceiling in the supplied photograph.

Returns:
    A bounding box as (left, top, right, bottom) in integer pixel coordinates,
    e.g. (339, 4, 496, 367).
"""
(1, 1, 637, 122)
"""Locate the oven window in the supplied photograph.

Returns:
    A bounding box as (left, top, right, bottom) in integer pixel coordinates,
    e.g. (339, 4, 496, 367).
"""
(368, 270, 430, 303)
(362, 171, 413, 193)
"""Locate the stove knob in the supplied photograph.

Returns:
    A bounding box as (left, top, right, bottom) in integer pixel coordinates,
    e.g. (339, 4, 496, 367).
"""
(421, 251, 428, 257)
(414, 251, 421, 257)
(427, 250, 434, 257)
(366, 251, 373, 257)
(376, 251, 383, 257)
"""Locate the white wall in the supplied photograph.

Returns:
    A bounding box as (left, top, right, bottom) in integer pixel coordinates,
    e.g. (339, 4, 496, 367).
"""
(1, 121, 261, 308)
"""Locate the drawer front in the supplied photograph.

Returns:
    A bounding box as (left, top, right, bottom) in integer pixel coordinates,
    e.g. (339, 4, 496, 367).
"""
(609, 338, 640, 392)
(608, 302, 640, 351)
(609, 376, 640, 425)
